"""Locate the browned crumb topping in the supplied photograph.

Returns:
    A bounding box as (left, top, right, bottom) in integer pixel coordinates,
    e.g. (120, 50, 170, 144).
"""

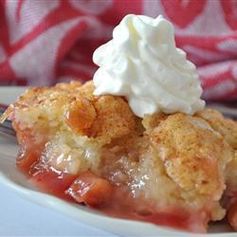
(3, 80, 237, 223)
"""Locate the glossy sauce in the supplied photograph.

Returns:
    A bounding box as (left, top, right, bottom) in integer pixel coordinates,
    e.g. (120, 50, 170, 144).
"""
(18, 158, 205, 232)
(16, 130, 205, 233)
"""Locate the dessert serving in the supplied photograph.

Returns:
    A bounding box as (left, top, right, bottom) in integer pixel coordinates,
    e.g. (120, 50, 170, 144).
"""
(1, 15, 237, 233)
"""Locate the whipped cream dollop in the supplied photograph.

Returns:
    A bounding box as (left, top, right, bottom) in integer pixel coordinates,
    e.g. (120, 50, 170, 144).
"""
(93, 14, 205, 118)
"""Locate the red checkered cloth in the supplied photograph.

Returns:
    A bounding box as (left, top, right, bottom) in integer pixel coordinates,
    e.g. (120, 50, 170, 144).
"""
(0, 0, 237, 101)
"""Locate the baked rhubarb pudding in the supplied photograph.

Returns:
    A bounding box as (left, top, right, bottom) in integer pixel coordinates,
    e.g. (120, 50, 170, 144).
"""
(2, 15, 237, 233)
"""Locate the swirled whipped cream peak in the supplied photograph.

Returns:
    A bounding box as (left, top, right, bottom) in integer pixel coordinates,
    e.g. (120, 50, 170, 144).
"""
(92, 14, 205, 118)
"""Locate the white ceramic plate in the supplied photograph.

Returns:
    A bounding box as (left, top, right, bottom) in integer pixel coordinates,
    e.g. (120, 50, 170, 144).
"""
(0, 87, 236, 236)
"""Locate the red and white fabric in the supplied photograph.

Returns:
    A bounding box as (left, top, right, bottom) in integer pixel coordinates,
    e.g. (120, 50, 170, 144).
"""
(0, 0, 237, 101)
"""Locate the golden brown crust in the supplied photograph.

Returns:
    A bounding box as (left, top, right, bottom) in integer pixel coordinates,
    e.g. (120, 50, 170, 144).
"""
(90, 95, 136, 141)
(197, 109, 237, 149)
(150, 113, 233, 200)
(65, 97, 97, 135)
(5, 81, 137, 143)
(4, 80, 237, 226)
(142, 112, 167, 131)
